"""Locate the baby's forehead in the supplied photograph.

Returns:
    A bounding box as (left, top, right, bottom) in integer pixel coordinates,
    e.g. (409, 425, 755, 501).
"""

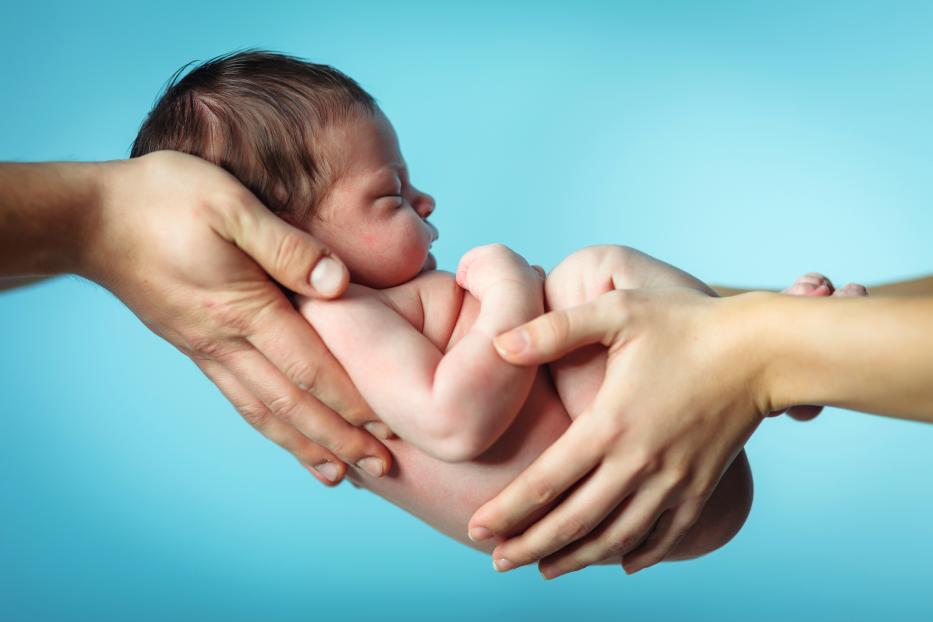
(318, 113, 406, 184)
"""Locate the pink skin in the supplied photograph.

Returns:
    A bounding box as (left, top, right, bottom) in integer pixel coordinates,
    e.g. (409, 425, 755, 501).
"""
(776, 273, 868, 421)
(305, 109, 438, 289)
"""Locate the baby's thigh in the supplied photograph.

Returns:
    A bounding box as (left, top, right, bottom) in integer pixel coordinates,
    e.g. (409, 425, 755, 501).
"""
(545, 248, 620, 419)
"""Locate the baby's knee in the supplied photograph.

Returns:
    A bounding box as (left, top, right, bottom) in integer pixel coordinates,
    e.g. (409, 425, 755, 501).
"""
(668, 451, 753, 560)
(546, 245, 639, 309)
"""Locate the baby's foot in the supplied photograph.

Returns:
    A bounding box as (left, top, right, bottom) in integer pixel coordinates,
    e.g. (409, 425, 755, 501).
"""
(783, 272, 835, 297)
(776, 273, 868, 421)
(834, 282, 869, 297)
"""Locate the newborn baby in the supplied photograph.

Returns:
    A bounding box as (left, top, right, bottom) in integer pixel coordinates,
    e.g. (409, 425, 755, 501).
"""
(132, 51, 754, 566)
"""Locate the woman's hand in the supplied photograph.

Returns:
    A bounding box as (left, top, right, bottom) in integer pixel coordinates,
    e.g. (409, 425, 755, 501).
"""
(78, 152, 393, 483)
(468, 286, 768, 577)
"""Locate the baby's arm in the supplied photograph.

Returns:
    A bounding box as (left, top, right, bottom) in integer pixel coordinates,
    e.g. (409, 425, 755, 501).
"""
(300, 244, 543, 462)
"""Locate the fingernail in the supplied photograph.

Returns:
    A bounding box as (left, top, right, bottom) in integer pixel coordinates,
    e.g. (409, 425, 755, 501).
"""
(540, 567, 556, 580)
(494, 557, 516, 572)
(314, 461, 341, 483)
(469, 526, 492, 542)
(357, 457, 385, 478)
(310, 257, 344, 296)
(494, 329, 529, 356)
(364, 421, 394, 440)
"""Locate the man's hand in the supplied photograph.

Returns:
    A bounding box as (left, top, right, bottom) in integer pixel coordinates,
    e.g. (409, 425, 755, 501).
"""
(80, 151, 392, 483)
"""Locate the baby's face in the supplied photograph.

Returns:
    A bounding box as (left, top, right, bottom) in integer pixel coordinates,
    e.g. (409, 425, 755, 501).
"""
(310, 110, 438, 288)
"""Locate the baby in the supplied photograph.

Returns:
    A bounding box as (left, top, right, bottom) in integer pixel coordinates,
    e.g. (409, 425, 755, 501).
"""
(132, 51, 754, 565)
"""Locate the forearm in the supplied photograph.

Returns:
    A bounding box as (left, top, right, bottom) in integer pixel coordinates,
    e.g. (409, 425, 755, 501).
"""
(714, 274, 933, 298)
(735, 292, 933, 420)
(0, 162, 104, 278)
(868, 275, 933, 297)
(431, 283, 542, 458)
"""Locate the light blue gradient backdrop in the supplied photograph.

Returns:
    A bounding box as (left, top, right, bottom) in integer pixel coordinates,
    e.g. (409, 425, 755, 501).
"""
(2, 2, 932, 620)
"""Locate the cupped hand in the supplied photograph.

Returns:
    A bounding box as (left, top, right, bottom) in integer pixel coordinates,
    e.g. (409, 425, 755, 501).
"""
(81, 151, 392, 484)
(468, 286, 767, 577)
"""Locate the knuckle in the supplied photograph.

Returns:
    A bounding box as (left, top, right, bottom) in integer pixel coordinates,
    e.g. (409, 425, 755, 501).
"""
(540, 310, 571, 345)
(237, 402, 270, 429)
(628, 447, 661, 478)
(272, 229, 315, 277)
(266, 392, 303, 425)
(284, 359, 321, 393)
(318, 430, 365, 461)
(186, 336, 227, 360)
(607, 533, 639, 556)
(666, 465, 691, 489)
(554, 516, 591, 544)
(527, 479, 558, 507)
(293, 443, 328, 466)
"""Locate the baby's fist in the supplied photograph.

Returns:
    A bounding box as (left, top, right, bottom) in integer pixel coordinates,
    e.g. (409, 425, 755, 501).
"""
(456, 244, 536, 295)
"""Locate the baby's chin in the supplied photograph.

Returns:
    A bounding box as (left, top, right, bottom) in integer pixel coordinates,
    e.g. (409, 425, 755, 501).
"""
(421, 252, 437, 273)
(353, 252, 436, 288)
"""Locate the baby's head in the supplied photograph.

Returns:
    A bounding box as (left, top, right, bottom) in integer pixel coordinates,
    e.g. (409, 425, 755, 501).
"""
(132, 50, 437, 288)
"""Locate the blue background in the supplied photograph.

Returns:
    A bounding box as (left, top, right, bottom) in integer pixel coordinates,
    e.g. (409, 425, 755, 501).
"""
(2, 1, 932, 620)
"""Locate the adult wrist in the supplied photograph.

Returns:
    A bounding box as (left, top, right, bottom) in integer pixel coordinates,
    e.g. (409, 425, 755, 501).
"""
(719, 291, 788, 415)
(70, 160, 126, 286)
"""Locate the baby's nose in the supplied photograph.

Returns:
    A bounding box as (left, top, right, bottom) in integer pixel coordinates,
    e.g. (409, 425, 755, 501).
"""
(414, 191, 435, 218)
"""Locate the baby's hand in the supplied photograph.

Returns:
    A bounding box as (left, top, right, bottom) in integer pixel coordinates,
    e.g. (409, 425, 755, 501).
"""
(775, 272, 868, 420)
(456, 243, 542, 298)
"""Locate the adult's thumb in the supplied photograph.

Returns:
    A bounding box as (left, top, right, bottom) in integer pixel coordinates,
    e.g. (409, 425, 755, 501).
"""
(226, 198, 349, 298)
(493, 293, 625, 365)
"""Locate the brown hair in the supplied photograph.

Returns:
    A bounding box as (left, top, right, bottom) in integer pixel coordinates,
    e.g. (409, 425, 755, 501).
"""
(131, 50, 377, 221)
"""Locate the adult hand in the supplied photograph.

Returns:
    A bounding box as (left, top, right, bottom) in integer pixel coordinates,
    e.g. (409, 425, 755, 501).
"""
(82, 151, 392, 483)
(468, 286, 766, 577)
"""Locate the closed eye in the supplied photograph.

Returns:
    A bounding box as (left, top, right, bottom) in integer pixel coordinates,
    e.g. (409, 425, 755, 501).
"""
(378, 195, 404, 209)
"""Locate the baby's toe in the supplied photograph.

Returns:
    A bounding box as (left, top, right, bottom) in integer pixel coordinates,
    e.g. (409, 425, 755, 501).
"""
(834, 282, 869, 297)
(784, 272, 835, 297)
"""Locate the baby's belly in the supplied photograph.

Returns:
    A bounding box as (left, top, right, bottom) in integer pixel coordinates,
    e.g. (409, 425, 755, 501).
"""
(349, 368, 570, 552)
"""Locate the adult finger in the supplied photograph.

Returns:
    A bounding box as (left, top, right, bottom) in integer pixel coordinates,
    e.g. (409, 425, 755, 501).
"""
(195, 358, 347, 485)
(489, 456, 642, 572)
(467, 409, 610, 542)
(622, 499, 704, 574)
(244, 297, 386, 435)
(221, 194, 350, 299)
(540, 481, 676, 579)
(217, 343, 391, 477)
(493, 290, 631, 365)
